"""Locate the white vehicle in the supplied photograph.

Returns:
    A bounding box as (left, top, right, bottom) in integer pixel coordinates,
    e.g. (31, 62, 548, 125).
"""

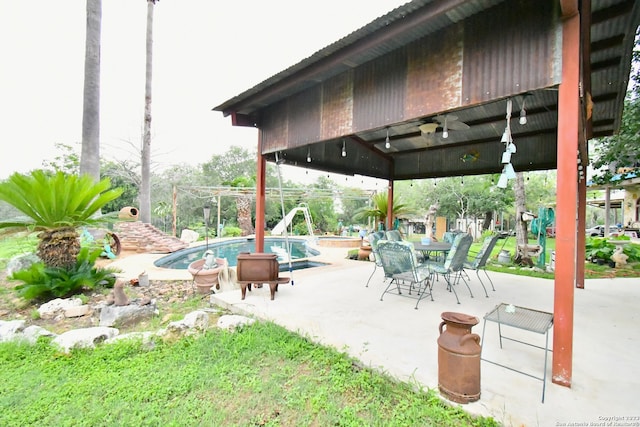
(585, 225, 619, 237)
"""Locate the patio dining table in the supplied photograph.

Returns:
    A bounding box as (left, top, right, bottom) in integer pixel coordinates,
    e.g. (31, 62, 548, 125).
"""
(413, 241, 452, 262)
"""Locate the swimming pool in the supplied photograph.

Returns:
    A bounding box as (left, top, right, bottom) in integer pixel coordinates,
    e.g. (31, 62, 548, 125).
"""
(153, 237, 321, 270)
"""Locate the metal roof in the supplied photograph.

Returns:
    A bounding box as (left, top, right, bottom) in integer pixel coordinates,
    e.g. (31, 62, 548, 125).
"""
(214, 0, 640, 180)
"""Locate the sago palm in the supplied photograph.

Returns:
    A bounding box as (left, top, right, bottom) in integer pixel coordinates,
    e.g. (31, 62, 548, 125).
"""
(0, 170, 122, 269)
(354, 192, 412, 225)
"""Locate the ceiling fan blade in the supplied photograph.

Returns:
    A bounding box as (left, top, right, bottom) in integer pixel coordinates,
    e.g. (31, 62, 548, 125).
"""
(419, 123, 439, 134)
(434, 114, 458, 123)
(447, 121, 470, 130)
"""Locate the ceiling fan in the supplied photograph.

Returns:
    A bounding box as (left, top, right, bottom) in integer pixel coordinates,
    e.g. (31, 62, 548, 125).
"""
(419, 114, 469, 139)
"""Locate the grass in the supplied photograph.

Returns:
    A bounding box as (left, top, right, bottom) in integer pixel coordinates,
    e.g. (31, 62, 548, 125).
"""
(0, 233, 498, 426)
(0, 322, 498, 427)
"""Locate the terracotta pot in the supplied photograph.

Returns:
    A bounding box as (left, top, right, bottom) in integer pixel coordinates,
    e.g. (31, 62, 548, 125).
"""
(188, 258, 225, 293)
(118, 206, 139, 221)
(358, 245, 372, 261)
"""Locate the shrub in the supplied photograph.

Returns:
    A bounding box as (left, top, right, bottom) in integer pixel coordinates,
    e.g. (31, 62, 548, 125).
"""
(9, 246, 119, 301)
(584, 237, 615, 262)
(623, 243, 640, 262)
(222, 226, 242, 237)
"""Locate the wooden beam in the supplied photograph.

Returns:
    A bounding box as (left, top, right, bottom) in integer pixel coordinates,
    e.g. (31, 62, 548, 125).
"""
(255, 134, 266, 253)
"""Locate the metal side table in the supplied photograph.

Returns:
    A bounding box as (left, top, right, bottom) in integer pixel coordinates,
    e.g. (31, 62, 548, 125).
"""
(481, 303, 554, 403)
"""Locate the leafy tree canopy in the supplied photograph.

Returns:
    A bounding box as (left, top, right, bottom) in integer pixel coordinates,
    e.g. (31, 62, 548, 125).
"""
(590, 32, 640, 185)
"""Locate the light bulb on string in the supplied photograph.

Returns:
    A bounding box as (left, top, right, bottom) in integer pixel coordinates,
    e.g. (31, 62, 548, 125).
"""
(306, 147, 311, 163)
(519, 95, 528, 125)
(385, 128, 390, 149)
(519, 108, 527, 125)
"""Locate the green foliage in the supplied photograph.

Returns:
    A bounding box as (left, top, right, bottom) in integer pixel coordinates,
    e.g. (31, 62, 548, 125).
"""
(584, 237, 615, 262)
(0, 170, 123, 232)
(100, 160, 140, 213)
(590, 31, 640, 184)
(10, 247, 118, 301)
(354, 191, 412, 224)
(222, 226, 242, 237)
(292, 222, 310, 235)
(0, 322, 497, 426)
(623, 243, 640, 262)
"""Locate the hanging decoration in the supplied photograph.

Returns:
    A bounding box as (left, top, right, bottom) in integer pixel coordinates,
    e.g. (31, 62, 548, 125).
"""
(497, 99, 517, 189)
(460, 149, 480, 163)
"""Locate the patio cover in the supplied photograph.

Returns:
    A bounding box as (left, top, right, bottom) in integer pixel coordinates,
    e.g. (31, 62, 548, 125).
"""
(214, 0, 640, 388)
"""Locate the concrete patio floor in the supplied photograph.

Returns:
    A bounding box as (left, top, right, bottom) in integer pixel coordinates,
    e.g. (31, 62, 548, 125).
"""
(110, 244, 640, 427)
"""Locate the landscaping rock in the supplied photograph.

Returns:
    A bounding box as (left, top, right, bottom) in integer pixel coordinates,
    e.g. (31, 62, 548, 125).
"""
(217, 314, 255, 331)
(98, 300, 158, 327)
(52, 326, 119, 352)
(22, 325, 57, 344)
(38, 298, 84, 319)
(0, 319, 26, 342)
(6, 253, 40, 276)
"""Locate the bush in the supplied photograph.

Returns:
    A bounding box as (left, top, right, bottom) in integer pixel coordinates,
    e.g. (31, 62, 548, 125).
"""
(584, 237, 615, 262)
(623, 242, 640, 262)
(9, 247, 119, 301)
(222, 226, 242, 237)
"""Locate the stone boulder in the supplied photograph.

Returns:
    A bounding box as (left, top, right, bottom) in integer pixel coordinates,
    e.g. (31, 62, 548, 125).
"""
(52, 327, 119, 352)
(98, 300, 158, 327)
(217, 314, 256, 331)
(6, 253, 40, 276)
(38, 298, 87, 320)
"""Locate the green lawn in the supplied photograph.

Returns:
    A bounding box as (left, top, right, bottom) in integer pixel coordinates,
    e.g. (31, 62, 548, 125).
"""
(0, 322, 498, 427)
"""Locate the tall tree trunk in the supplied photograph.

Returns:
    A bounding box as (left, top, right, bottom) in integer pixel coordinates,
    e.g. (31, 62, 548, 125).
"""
(237, 196, 255, 236)
(140, 0, 156, 223)
(80, 0, 102, 182)
(514, 171, 532, 265)
(482, 211, 493, 231)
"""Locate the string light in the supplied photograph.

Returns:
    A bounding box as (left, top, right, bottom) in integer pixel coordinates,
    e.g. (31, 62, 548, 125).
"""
(385, 128, 390, 149)
(341, 140, 347, 157)
(519, 95, 528, 125)
(306, 147, 311, 163)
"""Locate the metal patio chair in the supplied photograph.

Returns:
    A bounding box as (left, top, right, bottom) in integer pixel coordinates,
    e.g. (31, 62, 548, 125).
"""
(463, 233, 500, 297)
(376, 239, 433, 309)
(423, 233, 473, 304)
(365, 231, 387, 287)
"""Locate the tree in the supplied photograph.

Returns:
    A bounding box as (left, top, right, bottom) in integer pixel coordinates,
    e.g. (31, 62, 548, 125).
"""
(100, 159, 140, 213)
(513, 171, 531, 265)
(590, 31, 640, 183)
(79, 0, 102, 182)
(0, 171, 122, 269)
(225, 176, 256, 236)
(139, 0, 158, 223)
(354, 191, 411, 228)
(42, 143, 80, 175)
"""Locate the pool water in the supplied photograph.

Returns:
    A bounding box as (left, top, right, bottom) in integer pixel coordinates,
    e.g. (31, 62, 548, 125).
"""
(154, 237, 321, 270)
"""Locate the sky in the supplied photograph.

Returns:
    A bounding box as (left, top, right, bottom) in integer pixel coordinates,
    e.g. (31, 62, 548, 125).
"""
(0, 0, 407, 187)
